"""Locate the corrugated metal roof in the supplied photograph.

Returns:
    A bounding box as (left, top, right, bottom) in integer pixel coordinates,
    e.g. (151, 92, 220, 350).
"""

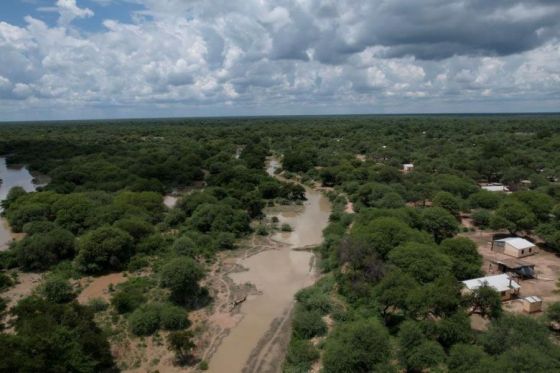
(524, 296, 542, 303)
(462, 274, 520, 293)
(495, 237, 535, 250)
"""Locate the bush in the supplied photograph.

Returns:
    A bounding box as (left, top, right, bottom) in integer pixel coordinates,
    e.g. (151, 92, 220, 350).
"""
(88, 298, 109, 313)
(256, 225, 268, 236)
(127, 255, 149, 272)
(172, 236, 198, 257)
(40, 277, 75, 304)
(111, 278, 150, 314)
(129, 305, 161, 336)
(281, 223, 293, 232)
(292, 307, 327, 339)
(0, 272, 13, 291)
(159, 304, 189, 331)
(295, 286, 331, 315)
(284, 338, 319, 372)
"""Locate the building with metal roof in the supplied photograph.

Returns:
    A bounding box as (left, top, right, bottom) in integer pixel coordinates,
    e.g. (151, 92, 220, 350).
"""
(462, 274, 520, 300)
(492, 237, 537, 258)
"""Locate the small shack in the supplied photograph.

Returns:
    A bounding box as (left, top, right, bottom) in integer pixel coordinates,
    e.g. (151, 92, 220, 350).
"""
(489, 258, 535, 279)
(462, 274, 520, 301)
(523, 296, 543, 313)
(402, 163, 414, 173)
(492, 237, 537, 258)
(480, 183, 510, 192)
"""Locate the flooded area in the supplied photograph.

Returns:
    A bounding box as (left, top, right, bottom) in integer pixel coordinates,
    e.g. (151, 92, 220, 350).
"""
(77, 272, 128, 304)
(206, 157, 331, 373)
(0, 157, 40, 251)
(270, 188, 331, 247)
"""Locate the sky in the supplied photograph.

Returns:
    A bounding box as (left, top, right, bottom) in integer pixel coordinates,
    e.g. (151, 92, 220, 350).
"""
(0, 0, 559, 121)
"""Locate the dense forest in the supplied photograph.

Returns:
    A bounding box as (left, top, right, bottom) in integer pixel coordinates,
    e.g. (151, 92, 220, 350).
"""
(1, 115, 560, 372)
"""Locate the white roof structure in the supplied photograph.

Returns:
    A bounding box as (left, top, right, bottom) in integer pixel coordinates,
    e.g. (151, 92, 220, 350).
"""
(524, 296, 542, 303)
(481, 184, 509, 192)
(462, 274, 520, 293)
(403, 163, 414, 169)
(495, 237, 535, 250)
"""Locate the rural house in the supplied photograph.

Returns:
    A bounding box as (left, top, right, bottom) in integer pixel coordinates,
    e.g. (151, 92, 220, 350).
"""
(480, 183, 510, 192)
(462, 274, 520, 301)
(492, 237, 537, 258)
(402, 163, 414, 173)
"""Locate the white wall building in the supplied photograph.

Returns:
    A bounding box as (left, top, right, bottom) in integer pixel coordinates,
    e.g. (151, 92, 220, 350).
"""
(492, 237, 537, 258)
(480, 183, 510, 192)
(462, 273, 520, 300)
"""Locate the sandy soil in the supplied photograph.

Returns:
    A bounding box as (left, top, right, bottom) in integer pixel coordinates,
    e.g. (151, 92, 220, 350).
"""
(1, 271, 43, 329)
(2, 272, 42, 310)
(0, 217, 25, 252)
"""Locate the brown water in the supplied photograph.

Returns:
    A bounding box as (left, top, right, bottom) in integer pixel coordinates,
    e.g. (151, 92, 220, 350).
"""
(77, 272, 127, 304)
(0, 157, 39, 251)
(207, 157, 331, 373)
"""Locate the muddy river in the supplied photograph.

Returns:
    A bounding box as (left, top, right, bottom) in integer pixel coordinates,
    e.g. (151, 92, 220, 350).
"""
(0, 157, 40, 251)
(207, 158, 331, 373)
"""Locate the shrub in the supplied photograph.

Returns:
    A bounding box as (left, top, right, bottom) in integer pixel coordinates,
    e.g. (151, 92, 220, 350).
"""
(40, 277, 75, 304)
(295, 286, 331, 314)
(159, 304, 189, 331)
(281, 223, 293, 232)
(129, 305, 161, 336)
(292, 307, 327, 339)
(127, 255, 149, 272)
(88, 298, 109, 313)
(284, 338, 319, 372)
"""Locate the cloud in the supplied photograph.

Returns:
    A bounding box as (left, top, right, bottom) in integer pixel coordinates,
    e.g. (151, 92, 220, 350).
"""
(0, 0, 559, 120)
(41, 0, 94, 26)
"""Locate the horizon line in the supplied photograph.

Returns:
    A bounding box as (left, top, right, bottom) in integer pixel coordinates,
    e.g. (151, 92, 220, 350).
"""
(1, 111, 560, 124)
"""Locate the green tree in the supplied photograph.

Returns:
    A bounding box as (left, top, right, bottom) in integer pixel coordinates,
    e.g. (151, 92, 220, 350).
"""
(323, 319, 390, 373)
(160, 257, 205, 306)
(472, 209, 492, 228)
(375, 270, 418, 319)
(440, 237, 482, 280)
(1, 186, 27, 210)
(2, 296, 116, 372)
(448, 344, 495, 373)
(15, 228, 76, 271)
(388, 242, 452, 283)
(75, 226, 134, 274)
(463, 284, 502, 319)
(491, 199, 536, 234)
(167, 330, 196, 365)
(433, 191, 461, 218)
(421, 207, 459, 243)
